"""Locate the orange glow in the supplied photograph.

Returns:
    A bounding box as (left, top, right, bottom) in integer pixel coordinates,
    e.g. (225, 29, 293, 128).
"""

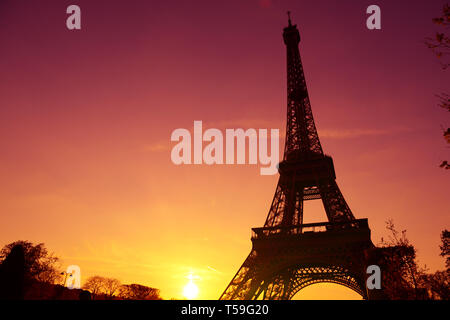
(0, 1, 449, 300)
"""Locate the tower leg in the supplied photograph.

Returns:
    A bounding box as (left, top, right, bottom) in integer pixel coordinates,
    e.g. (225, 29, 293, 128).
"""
(220, 250, 262, 300)
(320, 181, 355, 223)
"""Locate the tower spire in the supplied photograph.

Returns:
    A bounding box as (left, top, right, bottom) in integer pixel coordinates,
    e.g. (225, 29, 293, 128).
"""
(287, 11, 292, 26)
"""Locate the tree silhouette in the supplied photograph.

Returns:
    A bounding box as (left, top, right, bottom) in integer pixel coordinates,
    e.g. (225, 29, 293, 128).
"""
(103, 277, 121, 299)
(425, 4, 450, 70)
(375, 223, 450, 299)
(419, 230, 450, 299)
(425, 4, 450, 169)
(0, 244, 25, 299)
(420, 270, 450, 299)
(82, 276, 106, 298)
(377, 220, 427, 299)
(82, 275, 122, 299)
(118, 284, 162, 300)
(439, 229, 450, 269)
(0, 240, 60, 285)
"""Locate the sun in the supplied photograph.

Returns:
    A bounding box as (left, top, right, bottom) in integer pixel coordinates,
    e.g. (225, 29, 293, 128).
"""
(183, 275, 199, 299)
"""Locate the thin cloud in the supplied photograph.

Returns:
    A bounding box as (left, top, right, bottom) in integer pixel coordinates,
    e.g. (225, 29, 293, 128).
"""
(258, 0, 272, 9)
(142, 125, 410, 153)
(206, 118, 281, 130)
(140, 142, 171, 152)
(206, 266, 222, 274)
(320, 127, 412, 139)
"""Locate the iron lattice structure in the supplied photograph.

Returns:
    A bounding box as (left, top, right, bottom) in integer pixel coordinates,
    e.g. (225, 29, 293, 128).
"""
(220, 16, 374, 300)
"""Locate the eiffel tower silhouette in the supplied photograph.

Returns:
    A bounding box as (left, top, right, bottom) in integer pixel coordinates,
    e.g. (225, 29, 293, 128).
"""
(220, 13, 375, 300)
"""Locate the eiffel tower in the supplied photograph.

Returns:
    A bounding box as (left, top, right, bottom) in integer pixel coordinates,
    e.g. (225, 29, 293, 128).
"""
(220, 14, 375, 300)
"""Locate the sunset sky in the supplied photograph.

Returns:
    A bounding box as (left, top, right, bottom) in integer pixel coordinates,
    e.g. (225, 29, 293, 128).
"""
(0, 0, 449, 299)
